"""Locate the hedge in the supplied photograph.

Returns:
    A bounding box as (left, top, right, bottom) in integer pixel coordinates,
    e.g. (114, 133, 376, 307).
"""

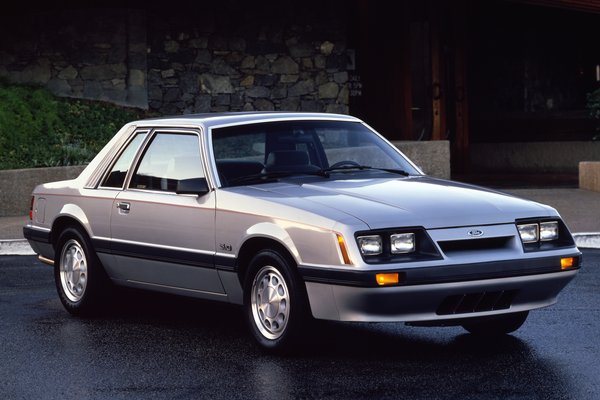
(0, 82, 148, 169)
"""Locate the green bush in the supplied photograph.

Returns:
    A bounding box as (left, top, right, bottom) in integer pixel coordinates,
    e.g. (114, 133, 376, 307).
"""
(0, 82, 147, 169)
(586, 88, 600, 141)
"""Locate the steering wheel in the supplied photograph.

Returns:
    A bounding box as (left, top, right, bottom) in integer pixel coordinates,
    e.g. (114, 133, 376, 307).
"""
(329, 160, 361, 169)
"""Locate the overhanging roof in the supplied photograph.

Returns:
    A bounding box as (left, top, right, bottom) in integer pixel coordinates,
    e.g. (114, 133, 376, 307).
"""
(509, 0, 600, 14)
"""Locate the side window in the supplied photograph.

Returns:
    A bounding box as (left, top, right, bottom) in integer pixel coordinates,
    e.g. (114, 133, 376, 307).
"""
(130, 132, 204, 192)
(102, 132, 147, 188)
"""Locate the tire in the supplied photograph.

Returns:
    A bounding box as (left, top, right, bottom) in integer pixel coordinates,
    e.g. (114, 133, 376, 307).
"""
(243, 249, 310, 353)
(462, 311, 529, 336)
(54, 226, 111, 316)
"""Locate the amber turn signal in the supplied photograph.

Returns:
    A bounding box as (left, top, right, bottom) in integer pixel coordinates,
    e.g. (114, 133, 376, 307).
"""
(560, 257, 575, 270)
(376, 273, 399, 286)
(336, 234, 352, 265)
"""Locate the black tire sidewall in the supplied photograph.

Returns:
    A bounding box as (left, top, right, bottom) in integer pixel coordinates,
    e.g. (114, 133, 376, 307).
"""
(243, 249, 308, 353)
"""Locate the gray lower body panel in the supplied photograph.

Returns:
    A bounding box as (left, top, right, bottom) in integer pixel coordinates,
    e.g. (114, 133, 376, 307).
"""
(305, 270, 577, 322)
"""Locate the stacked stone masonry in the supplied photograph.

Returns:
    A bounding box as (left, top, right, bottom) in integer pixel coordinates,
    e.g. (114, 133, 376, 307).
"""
(0, 4, 350, 116)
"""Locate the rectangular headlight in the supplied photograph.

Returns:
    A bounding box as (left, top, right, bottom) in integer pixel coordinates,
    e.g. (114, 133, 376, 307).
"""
(390, 233, 415, 254)
(518, 223, 539, 243)
(540, 221, 559, 241)
(357, 235, 382, 255)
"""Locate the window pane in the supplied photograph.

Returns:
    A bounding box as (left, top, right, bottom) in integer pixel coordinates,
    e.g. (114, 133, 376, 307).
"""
(211, 121, 420, 187)
(131, 133, 203, 192)
(102, 132, 147, 188)
(318, 127, 398, 169)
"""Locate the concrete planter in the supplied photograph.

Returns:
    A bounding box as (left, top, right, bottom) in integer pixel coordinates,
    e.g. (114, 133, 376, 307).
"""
(393, 140, 450, 180)
(470, 141, 600, 173)
(0, 165, 86, 217)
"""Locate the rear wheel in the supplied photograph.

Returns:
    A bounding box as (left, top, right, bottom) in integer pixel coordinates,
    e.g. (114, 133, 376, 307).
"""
(243, 249, 310, 353)
(54, 226, 111, 316)
(462, 311, 529, 336)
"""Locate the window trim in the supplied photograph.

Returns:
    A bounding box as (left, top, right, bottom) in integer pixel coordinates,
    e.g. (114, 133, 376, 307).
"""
(97, 129, 150, 190)
(126, 128, 207, 194)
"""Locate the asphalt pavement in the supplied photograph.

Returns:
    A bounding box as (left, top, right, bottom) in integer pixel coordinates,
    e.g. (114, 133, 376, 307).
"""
(1, 251, 599, 399)
(2, 187, 599, 254)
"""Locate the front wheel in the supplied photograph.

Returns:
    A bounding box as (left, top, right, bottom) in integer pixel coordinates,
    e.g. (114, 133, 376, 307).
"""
(54, 227, 111, 316)
(462, 311, 529, 336)
(243, 249, 309, 353)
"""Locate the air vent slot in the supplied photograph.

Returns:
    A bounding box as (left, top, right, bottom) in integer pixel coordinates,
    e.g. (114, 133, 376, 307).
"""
(436, 290, 517, 315)
(438, 236, 512, 254)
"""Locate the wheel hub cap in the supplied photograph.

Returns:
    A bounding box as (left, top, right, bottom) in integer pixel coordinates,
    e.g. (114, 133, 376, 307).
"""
(59, 239, 88, 303)
(251, 266, 290, 340)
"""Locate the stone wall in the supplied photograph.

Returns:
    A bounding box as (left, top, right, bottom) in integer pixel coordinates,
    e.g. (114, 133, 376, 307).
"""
(0, 9, 147, 108)
(0, 3, 350, 116)
(144, 4, 350, 115)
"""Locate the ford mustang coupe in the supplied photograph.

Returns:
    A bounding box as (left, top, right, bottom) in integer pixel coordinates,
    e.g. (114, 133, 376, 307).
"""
(24, 112, 581, 351)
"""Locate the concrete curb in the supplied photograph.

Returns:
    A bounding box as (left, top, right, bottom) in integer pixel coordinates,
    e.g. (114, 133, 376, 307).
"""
(0, 239, 35, 256)
(1, 233, 599, 256)
(573, 233, 600, 250)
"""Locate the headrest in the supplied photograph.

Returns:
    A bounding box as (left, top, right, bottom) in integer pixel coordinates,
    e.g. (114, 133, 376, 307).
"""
(266, 150, 310, 167)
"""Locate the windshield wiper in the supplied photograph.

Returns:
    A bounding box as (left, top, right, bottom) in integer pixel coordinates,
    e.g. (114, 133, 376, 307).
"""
(322, 165, 410, 176)
(227, 169, 328, 186)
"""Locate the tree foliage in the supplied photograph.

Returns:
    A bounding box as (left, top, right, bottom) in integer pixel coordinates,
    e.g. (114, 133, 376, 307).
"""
(586, 88, 600, 140)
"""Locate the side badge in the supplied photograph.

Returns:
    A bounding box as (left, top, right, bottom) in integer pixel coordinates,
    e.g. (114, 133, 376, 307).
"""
(468, 229, 484, 237)
(219, 243, 233, 252)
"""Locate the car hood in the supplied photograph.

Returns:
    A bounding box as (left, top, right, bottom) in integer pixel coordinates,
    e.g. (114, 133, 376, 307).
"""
(247, 176, 556, 230)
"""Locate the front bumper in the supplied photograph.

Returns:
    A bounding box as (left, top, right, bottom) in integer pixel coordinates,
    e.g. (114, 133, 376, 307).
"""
(301, 254, 580, 322)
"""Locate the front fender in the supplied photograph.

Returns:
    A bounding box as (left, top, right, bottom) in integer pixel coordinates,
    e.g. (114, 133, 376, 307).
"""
(243, 222, 301, 262)
(242, 221, 345, 267)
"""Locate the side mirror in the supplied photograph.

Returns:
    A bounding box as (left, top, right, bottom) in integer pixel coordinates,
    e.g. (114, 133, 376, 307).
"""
(176, 178, 209, 196)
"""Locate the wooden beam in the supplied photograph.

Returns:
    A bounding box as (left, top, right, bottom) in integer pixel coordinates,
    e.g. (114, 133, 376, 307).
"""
(430, 0, 445, 141)
(452, 0, 470, 173)
(398, 1, 413, 140)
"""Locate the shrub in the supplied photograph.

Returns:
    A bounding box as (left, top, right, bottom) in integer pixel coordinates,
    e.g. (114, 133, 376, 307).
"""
(0, 82, 147, 169)
(586, 87, 600, 141)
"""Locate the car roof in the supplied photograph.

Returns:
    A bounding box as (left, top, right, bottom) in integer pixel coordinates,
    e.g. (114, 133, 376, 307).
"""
(129, 111, 361, 130)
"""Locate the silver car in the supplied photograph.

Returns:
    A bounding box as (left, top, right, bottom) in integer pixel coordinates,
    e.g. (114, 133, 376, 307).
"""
(24, 112, 581, 352)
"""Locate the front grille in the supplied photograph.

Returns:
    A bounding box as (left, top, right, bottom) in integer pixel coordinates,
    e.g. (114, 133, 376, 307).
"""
(436, 290, 517, 315)
(437, 237, 512, 254)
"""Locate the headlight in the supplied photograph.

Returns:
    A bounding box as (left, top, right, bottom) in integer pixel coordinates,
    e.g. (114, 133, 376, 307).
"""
(354, 228, 441, 263)
(357, 235, 382, 255)
(517, 220, 560, 244)
(517, 223, 539, 243)
(390, 233, 415, 254)
(540, 221, 559, 241)
(516, 219, 574, 252)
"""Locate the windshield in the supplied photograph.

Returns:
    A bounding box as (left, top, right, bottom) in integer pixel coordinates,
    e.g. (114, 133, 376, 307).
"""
(210, 120, 421, 187)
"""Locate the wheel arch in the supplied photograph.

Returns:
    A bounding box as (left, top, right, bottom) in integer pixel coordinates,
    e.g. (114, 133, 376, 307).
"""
(236, 237, 298, 286)
(50, 212, 92, 250)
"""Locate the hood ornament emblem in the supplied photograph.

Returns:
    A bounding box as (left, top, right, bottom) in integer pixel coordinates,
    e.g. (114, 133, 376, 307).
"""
(468, 229, 484, 237)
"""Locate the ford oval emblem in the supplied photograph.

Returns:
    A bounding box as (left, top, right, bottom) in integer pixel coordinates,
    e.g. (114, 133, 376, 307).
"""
(468, 229, 484, 237)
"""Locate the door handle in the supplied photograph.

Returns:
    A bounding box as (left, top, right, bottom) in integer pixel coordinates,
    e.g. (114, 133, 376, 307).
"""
(116, 202, 131, 212)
